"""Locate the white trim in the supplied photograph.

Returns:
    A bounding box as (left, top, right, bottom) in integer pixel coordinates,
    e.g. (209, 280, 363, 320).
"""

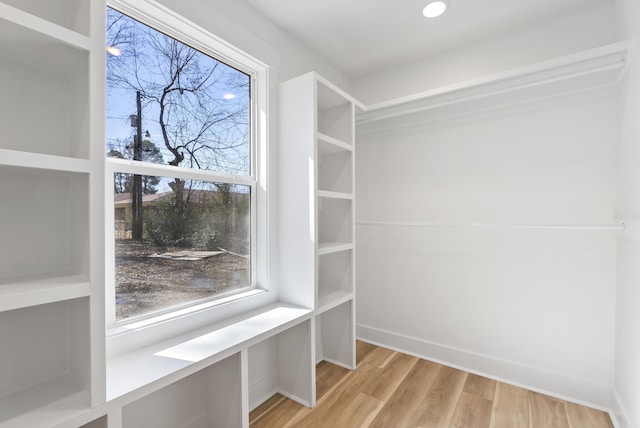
(104, 0, 271, 351)
(610, 390, 633, 428)
(356, 323, 613, 410)
(621, 221, 640, 243)
(357, 221, 625, 231)
(357, 40, 631, 124)
(108, 0, 267, 75)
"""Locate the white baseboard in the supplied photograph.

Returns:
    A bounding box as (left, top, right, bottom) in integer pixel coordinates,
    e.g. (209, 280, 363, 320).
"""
(357, 323, 613, 411)
(610, 390, 633, 428)
(249, 373, 277, 411)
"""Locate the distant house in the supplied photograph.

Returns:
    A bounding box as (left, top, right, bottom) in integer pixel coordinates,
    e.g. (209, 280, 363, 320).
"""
(114, 192, 171, 239)
(114, 189, 248, 240)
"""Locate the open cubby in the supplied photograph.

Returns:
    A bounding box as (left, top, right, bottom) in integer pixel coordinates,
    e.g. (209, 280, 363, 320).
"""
(318, 197, 353, 247)
(0, 19, 89, 159)
(317, 249, 353, 309)
(317, 81, 353, 144)
(0, 0, 90, 36)
(0, 167, 89, 285)
(317, 138, 353, 194)
(248, 319, 314, 410)
(0, 298, 91, 425)
(315, 301, 355, 370)
(79, 415, 108, 428)
(122, 353, 243, 428)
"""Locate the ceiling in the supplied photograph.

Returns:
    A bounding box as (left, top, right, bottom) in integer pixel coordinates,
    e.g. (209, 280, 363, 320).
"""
(243, 0, 607, 80)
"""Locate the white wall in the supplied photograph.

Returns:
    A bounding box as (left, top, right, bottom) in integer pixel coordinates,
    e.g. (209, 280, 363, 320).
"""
(354, 1, 618, 105)
(356, 86, 619, 407)
(354, 2, 623, 409)
(614, 1, 640, 427)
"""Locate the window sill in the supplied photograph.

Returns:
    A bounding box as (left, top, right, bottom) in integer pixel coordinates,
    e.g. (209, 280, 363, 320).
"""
(107, 287, 266, 337)
(105, 302, 312, 402)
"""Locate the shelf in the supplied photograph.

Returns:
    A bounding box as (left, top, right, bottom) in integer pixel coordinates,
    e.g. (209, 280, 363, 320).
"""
(0, 273, 90, 312)
(317, 132, 353, 152)
(317, 79, 354, 144)
(0, 375, 90, 428)
(317, 141, 353, 194)
(357, 40, 631, 126)
(318, 198, 353, 245)
(0, 6, 90, 71)
(0, 149, 90, 174)
(0, 298, 91, 427)
(317, 190, 353, 200)
(0, 168, 89, 282)
(317, 289, 353, 314)
(317, 249, 353, 311)
(315, 301, 355, 370)
(317, 242, 354, 255)
(107, 304, 312, 401)
(0, 22, 89, 159)
(0, 0, 90, 38)
(79, 416, 108, 428)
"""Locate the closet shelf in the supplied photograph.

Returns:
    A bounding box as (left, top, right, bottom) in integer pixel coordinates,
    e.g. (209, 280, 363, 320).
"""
(317, 132, 353, 152)
(357, 40, 632, 125)
(0, 375, 90, 428)
(357, 221, 625, 231)
(317, 242, 354, 255)
(317, 190, 353, 200)
(317, 289, 353, 314)
(0, 3, 90, 51)
(0, 149, 90, 174)
(0, 273, 90, 312)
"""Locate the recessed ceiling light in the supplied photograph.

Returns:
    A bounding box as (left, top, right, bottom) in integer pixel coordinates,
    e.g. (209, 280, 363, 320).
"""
(423, 0, 448, 18)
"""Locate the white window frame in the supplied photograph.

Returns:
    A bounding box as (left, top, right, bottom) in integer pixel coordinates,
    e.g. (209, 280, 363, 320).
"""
(105, 0, 269, 334)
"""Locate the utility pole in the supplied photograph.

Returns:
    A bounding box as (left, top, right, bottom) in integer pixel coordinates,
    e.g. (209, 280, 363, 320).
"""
(131, 90, 143, 240)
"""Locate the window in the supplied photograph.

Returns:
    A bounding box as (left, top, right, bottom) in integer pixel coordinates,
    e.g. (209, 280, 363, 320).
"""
(105, 4, 266, 323)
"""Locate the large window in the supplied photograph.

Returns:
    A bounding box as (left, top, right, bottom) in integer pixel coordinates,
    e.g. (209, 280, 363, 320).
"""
(105, 5, 261, 322)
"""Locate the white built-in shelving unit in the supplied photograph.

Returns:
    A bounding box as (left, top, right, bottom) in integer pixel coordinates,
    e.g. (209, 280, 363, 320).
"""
(0, 0, 102, 426)
(279, 72, 364, 383)
(0, 0, 360, 423)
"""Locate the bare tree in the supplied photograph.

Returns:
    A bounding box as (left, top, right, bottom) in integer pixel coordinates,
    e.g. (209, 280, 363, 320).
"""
(107, 8, 250, 173)
(106, 8, 250, 242)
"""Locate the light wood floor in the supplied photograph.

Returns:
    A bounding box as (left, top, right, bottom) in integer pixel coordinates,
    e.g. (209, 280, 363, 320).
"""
(249, 341, 613, 428)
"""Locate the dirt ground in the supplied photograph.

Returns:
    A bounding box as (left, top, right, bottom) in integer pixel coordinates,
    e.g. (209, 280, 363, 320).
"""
(115, 240, 250, 320)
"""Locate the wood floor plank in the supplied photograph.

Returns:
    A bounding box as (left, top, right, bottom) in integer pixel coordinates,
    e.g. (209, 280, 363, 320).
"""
(449, 391, 494, 428)
(490, 382, 530, 428)
(464, 373, 497, 401)
(249, 395, 306, 428)
(368, 359, 442, 428)
(293, 362, 381, 427)
(362, 351, 418, 402)
(256, 344, 613, 428)
(316, 360, 351, 401)
(529, 392, 570, 428)
(356, 340, 376, 366)
(359, 344, 396, 369)
(249, 393, 286, 424)
(410, 366, 468, 427)
(565, 401, 613, 428)
(332, 392, 385, 428)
